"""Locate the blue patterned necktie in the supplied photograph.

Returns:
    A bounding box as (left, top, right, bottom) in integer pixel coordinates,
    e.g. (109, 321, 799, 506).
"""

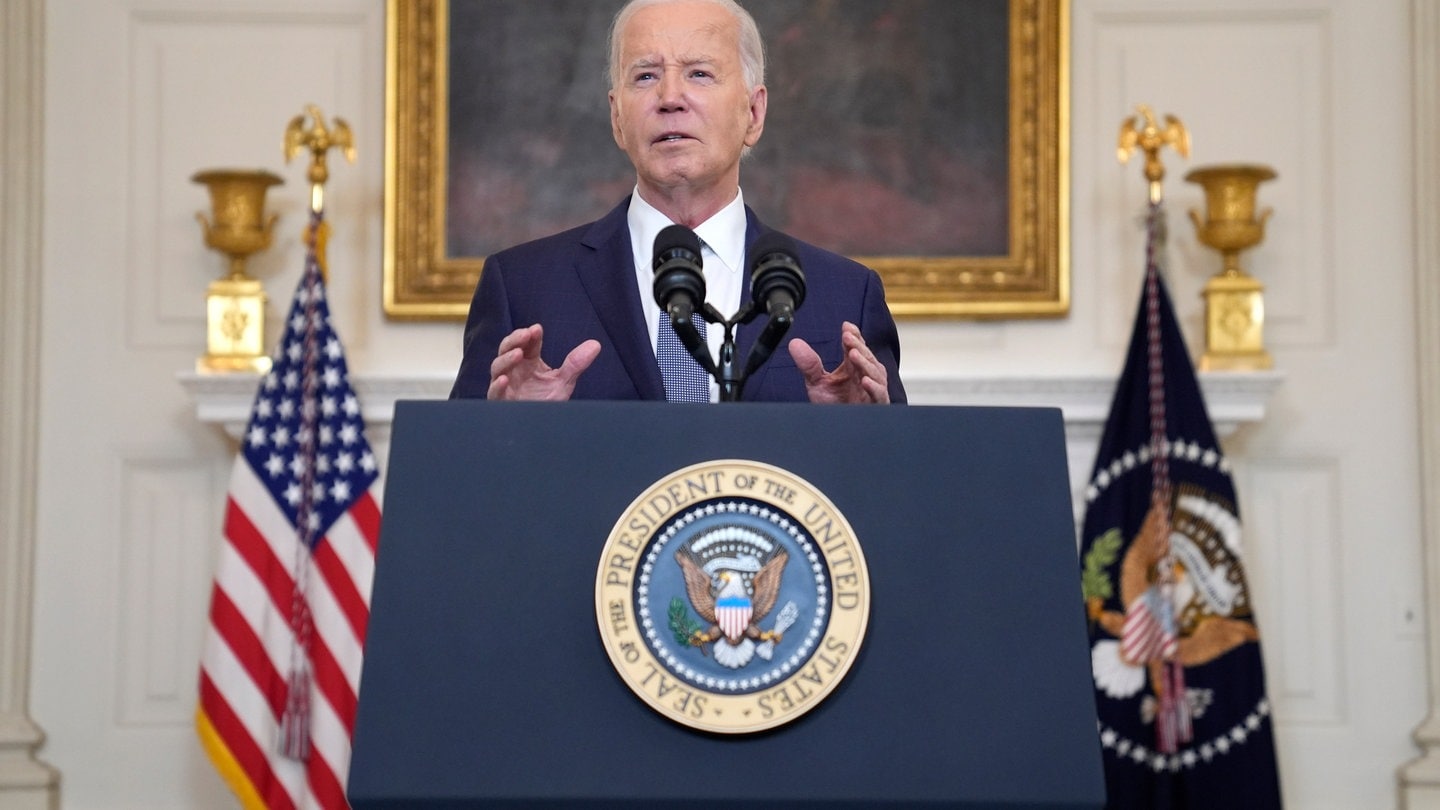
(656, 309, 710, 402)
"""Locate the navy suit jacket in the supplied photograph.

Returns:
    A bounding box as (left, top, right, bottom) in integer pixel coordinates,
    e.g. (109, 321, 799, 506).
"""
(450, 198, 906, 403)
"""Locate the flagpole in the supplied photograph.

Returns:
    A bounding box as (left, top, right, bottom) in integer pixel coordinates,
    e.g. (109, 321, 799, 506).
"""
(277, 104, 357, 762)
(1117, 105, 1195, 754)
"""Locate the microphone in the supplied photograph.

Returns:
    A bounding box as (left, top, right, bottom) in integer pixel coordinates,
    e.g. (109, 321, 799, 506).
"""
(651, 224, 713, 379)
(749, 231, 806, 326)
(743, 232, 806, 378)
(652, 224, 706, 323)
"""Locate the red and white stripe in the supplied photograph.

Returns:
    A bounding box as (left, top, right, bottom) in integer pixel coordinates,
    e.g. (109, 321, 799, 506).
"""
(1120, 592, 1177, 665)
(198, 457, 382, 809)
(717, 603, 752, 642)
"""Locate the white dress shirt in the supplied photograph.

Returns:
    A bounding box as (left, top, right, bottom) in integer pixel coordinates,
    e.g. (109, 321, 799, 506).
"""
(627, 188, 748, 402)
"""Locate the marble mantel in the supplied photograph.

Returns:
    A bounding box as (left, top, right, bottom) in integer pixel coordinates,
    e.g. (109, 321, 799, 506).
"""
(177, 369, 1284, 441)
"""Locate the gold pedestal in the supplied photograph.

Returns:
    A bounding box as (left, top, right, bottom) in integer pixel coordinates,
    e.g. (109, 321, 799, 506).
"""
(200, 276, 271, 373)
(1185, 163, 1277, 372)
(192, 168, 283, 374)
(1200, 272, 1272, 371)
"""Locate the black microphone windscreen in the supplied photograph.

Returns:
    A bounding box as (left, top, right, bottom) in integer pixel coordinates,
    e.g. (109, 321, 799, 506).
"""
(653, 223, 706, 313)
(654, 224, 702, 269)
(749, 231, 805, 312)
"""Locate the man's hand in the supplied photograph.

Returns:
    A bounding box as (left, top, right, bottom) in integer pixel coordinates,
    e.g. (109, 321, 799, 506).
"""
(488, 324, 601, 401)
(788, 322, 890, 404)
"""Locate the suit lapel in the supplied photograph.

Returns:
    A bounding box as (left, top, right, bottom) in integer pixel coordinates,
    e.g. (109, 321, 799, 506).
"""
(577, 199, 666, 400)
(735, 207, 763, 380)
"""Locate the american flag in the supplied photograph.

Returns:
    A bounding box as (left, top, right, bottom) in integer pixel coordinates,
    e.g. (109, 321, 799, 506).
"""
(1120, 587, 1178, 665)
(197, 211, 382, 809)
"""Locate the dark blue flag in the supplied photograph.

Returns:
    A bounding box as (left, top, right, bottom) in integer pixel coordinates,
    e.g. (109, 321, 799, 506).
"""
(1079, 203, 1283, 808)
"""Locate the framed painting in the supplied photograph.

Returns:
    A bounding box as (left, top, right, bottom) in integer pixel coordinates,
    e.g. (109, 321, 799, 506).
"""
(384, 0, 1068, 319)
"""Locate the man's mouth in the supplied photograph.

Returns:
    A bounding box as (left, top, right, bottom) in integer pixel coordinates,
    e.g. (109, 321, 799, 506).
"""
(655, 133, 691, 144)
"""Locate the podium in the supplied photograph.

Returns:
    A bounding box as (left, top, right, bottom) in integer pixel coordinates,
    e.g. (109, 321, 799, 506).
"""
(349, 401, 1104, 808)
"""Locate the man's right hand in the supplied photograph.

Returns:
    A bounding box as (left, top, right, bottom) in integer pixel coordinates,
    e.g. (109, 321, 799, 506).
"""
(487, 324, 601, 401)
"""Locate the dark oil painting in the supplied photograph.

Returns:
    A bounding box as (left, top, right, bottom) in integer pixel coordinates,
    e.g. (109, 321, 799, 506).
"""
(443, 0, 1010, 260)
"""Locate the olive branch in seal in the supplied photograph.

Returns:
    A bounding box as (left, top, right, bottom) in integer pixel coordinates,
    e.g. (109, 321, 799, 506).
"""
(668, 597, 705, 651)
(1081, 529, 1123, 603)
(1080, 529, 1123, 629)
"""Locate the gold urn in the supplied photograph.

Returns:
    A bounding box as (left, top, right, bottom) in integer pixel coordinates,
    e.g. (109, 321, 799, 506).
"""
(192, 169, 283, 373)
(1185, 163, 1277, 371)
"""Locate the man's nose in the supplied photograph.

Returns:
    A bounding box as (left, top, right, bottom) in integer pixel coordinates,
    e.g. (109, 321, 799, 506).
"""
(657, 69, 686, 110)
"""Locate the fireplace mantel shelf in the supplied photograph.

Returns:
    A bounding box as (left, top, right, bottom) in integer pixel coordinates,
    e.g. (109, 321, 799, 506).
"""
(178, 369, 1283, 441)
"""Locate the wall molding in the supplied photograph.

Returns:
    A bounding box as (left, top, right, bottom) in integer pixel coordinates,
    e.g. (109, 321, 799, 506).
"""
(0, 0, 59, 806)
(1401, 0, 1440, 805)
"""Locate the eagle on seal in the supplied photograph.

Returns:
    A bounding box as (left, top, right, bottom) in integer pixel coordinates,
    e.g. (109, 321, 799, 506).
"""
(676, 544, 789, 669)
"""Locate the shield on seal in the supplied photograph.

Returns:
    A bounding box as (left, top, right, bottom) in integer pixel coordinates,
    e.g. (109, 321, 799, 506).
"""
(715, 585, 753, 643)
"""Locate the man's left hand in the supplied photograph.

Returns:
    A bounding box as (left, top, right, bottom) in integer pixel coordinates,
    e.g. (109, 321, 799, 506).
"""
(788, 322, 891, 404)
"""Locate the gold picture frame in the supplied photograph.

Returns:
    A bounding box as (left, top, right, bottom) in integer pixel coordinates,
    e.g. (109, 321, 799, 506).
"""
(384, 0, 1068, 320)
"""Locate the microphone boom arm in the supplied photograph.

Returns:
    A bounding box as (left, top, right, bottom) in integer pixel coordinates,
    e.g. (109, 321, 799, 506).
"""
(669, 300, 720, 378)
(741, 305, 793, 379)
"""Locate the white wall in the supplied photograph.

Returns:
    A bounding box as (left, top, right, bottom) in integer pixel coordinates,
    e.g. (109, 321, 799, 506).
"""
(2, 0, 1428, 807)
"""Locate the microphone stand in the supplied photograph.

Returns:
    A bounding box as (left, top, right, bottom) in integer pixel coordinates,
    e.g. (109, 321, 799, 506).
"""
(682, 301, 778, 403)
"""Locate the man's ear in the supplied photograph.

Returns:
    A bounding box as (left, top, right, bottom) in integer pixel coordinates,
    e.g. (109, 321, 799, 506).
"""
(609, 91, 626, 150)
(744, 84, 767, 147)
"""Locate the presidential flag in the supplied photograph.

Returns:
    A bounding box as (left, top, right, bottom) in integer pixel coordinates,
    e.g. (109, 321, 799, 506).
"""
(1079, 202, 1282, 807)
(197, 209, 382, 809)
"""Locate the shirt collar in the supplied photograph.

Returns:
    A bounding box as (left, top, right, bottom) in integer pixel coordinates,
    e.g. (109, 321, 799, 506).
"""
(627, 189, 748, 275)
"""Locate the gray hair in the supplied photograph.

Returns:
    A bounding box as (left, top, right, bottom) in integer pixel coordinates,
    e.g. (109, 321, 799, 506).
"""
(608, 0, 766, 92)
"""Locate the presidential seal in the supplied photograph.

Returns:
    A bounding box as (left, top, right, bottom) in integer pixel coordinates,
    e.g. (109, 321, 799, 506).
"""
(595, 460, 870, 734)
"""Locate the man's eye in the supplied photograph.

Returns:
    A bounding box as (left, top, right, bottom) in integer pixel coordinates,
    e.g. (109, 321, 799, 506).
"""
(689, 70, 712, 79)
(634, 71, 656, 82)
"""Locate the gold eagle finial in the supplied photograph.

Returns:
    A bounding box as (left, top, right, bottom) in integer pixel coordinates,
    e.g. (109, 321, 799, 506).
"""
(283, 104, 356, 213)
(1118, 104, 1190, 203)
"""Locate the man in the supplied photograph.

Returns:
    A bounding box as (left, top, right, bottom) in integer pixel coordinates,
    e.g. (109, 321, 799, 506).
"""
(450, 0, 906, 404)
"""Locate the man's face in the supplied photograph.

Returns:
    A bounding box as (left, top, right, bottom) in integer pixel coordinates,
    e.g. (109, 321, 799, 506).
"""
(609, 1, 766, 204)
